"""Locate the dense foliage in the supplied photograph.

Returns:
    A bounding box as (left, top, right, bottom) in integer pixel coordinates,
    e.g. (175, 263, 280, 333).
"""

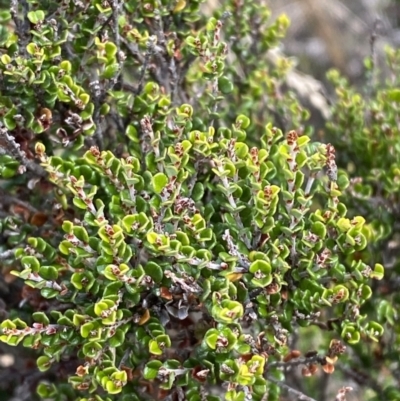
(0, 1, 397, 401)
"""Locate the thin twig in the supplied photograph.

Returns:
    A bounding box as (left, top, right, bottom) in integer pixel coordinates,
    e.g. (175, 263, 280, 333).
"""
(118, 348, 132, 369)
(319, 368, 331, 401)
(266, 374, 318, 401)
(110, 0, 121, 59)
(10, 0, 21, 34)
(0, 188, 39, 213)
(108, 0, 124, 89)
(136, 44, 153, 95)
(0, 249, 16, 260)
(11, 0, 30, 56)
(0, 127, 47, 178)
(150, 15, 170, 92)
(81, 12, 123, 149)
(209, 13, 231, 127)
(336, 364, 384, 397)
(169, 45, 179, 105)
(267, 354, 325, 369)
(120, 36, 145, 63)
(97, 13, 114, 38)
(176, 54, 197, 103)
(120, 36, 152, 95)
(367, 18, 382, 96)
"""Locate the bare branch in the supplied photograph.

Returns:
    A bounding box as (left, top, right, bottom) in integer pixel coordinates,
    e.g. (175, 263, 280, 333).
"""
(110, 0, 122, 60)
(267, 354, 325, 369)
(0, 249, 16, 261)
(10, 0, 30, 56)
(0, 188, 39, 214)
(120, 36, 156, 95)
(336, 364, 383, 397)
(266, 374, 318, 401)
(0, 127, 47, 178)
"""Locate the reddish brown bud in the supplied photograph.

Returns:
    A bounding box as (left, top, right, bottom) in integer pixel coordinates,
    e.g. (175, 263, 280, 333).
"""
(283, 349, 301, 362)
(322, 363, 335, 374)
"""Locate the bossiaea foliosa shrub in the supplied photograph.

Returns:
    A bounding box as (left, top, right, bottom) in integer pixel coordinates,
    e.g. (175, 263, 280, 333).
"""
(322, 47, 400, 401)
(0, 1, 386, 400)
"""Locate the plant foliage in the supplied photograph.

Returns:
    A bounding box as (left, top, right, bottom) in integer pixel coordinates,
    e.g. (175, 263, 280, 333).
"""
(0, 1, 396, 401)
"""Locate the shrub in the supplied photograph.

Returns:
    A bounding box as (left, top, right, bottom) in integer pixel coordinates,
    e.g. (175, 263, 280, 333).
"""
(323, 46, 400, 401)
(0, 1, 389, 401)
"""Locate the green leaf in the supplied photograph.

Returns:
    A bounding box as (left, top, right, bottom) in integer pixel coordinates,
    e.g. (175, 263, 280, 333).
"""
(82, 341, 102, 358)
(387, 89, 400, 102)
(371, 263, 384, 280)
(94, 299, 115, 317)
(149, 339, 162, 355)
(60, 60, 72, 72)
(36, 382, 56, 398)
(336, 218, 351, 232)
(73, 197, 89, 210)
(337, 171, 349, 190)
(199, 228, 213, 241)
(37, 355, 52, 372)
(109, 328, 126, 347)
(331, 285, 349, 303)
(0, 54, 11, 64)
(40, 288, 59, 299)
(365, 321, 384, 341)
(21, 256, 40, 271)
(144, 261, 163, 283)
(359, 284, 372, 300)
(246, 355, 265, 376)
(32, 312, 50, 326)
(377, 300, 396, 325)
(341, 324, 360, 344)
(311, 221, 326, 238)
(177, 104, 193, 118)
(253, 376, 267, 395)
(105, 42, 118, 58)
(218, 76, 234, 94)
(102, 63, 120, 79)
(235, 114, 250, 129)
(213, 299, 244, 323)
(61, 221, 74, 233)
(204, 328, 219, 349)
(152, 172, 168, 194)
(27, 10, 45, 24)
(192, 182, 204, 201)
(249, 259, 271, 274)
(297, 135, 310, 147)
(144, 360, 163, 379)
(39, 266, 58, 281)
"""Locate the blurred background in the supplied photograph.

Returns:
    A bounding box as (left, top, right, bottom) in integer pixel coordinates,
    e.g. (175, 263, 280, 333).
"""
(201, 0, 400, 131)
(270, 0, 400, 85)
